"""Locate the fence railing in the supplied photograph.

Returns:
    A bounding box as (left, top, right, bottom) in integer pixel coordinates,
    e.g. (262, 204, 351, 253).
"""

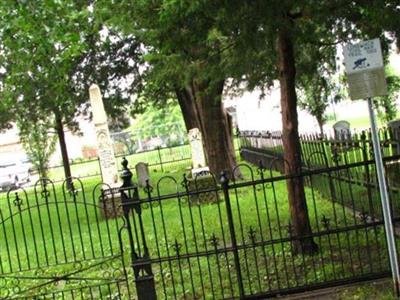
(2, 154, 399, 298)
(122, 154, 400, 298)
(25, 139, 242, 188)
(238, 127, 400, 168)
(27, 143, 193, 186)
(238, 128, 400, 222)
(238, 128, 400, 189)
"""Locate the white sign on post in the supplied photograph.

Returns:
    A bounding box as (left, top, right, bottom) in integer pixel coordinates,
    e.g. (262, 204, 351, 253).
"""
(343, 38, 387, 100)
(344, 38, 400, 295)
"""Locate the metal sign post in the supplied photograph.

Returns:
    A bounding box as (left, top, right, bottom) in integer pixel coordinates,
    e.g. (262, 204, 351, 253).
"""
(367, 97, 400, 296)
(344, 38, 400, 296)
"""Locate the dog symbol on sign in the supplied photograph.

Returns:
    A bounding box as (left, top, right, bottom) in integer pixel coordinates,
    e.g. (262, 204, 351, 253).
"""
(353, 58, 369, 70)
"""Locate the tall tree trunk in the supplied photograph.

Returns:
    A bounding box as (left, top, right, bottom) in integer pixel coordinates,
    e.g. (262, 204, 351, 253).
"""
(277, 26, 317, 254)
(317, 117, 324, 136)
(192, 80, 238, 177)
(55, 111, 72, 189)
(175, 87, 201, 131)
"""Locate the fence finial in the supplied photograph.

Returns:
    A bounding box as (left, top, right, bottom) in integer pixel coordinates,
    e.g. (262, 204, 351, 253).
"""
(220, 171, 229, 188)
(121, 157, 133, 188)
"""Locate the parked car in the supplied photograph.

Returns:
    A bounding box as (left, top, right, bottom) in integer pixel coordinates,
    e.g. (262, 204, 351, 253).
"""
(0, 156, 32, 191)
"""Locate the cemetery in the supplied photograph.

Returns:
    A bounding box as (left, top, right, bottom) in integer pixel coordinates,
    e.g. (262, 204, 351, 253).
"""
(2, 95, 400, 298)
(0, 2, 400, 300)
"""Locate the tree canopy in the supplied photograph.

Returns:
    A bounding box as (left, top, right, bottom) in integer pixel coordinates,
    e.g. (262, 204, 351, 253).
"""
(95, 0, 400, 253)
(97, 0, 241, 176)
(0, 1, 141, 131)
(130, 99, 186, 141)
(0, 0, 142, 182)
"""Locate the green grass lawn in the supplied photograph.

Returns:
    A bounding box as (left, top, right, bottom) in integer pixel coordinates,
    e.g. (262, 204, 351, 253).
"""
(45, 139, 240, 183)
(338, 279, 397, 300)
(0, 161, 391, 299)
(45, 144, 192, 182)
(326, 116, 373, 130)
(0, 166, 188, 299)
(326, 111, 400, 130)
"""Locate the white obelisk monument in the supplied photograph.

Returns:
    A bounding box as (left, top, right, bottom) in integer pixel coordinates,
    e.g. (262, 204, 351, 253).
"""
(89, 84, 119, 187)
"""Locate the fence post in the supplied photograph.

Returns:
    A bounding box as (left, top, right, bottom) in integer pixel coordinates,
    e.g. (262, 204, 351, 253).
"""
(98, 157, 104, 182)
(157, 146, 164, 172)
(220, 172, 245, 299)
(236, 128, 241, 153)
(367, 97, 400, 296)
(360, 131, 374, 215)
(120, 158, 157, 300)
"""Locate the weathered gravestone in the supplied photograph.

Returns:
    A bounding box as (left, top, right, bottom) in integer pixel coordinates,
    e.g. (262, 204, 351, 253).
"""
(89, 84, 122, 218)
(333, 120, 351, 140)
(188, 128, 208, 175)
(332, 120, 352, 154)
(135, 162, 150, 188)
(187, 128, 218, 205)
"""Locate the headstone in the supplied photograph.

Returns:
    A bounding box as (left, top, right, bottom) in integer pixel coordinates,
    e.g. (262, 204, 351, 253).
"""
(186, 128, 217, 205)
(89, 84, 119, 187)
(388, 119, 400, 155)
(188, 128, 209, 176)
(388, 119, 400, 137)
(89, 84, 121, 219)
(333, 120, 351, 140)
(99, 187, 122, 219)
(135, 162, 150, 188)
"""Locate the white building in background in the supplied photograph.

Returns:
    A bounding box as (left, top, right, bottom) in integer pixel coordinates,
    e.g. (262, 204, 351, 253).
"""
(224, 83, 320, 133)
(226, 48, 400, 133)
(0, 117, 98, 166)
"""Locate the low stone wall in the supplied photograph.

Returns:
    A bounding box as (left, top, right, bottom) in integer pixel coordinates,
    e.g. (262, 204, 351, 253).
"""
(99, 188, 124, 219)
(187, 175, 219, 205)
(240, 148, 284, 173)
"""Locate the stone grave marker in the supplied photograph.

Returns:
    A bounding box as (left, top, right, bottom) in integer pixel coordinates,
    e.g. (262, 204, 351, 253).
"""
(89, 84, 122, 218)
(188, 128, 209, 176)
(89, 84, 119, 186)
(332, 120, 351, 153)
(135, 162, 150, 188)
(187, 128, 218, 205)
(333, 120, 351, 140)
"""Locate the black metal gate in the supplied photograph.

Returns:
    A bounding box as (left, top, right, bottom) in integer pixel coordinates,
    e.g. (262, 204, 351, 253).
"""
(124, 158, 394, 299)
(0, 177, 133, 299)
(1, 156, 397, 299)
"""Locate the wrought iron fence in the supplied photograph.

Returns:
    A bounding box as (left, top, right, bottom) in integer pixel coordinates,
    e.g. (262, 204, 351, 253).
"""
(238, 128, 400, 217)
(238, 127, 400, 168)
(0, 178, 133, 299)
(1, 154, 398, 299)
(124, 156, 397, 299)
(25, 143, 193, 187)
(25, 139, 242, 188)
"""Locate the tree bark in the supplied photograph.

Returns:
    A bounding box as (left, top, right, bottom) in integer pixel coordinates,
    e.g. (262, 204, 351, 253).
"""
(176, 79, 239, 177)
(175, 87, 201, 131)
(55, 111, 72, 189)
(317, 117, 324, 136)
(191, 79, 238, 177)
(277, 26, 318, 254)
